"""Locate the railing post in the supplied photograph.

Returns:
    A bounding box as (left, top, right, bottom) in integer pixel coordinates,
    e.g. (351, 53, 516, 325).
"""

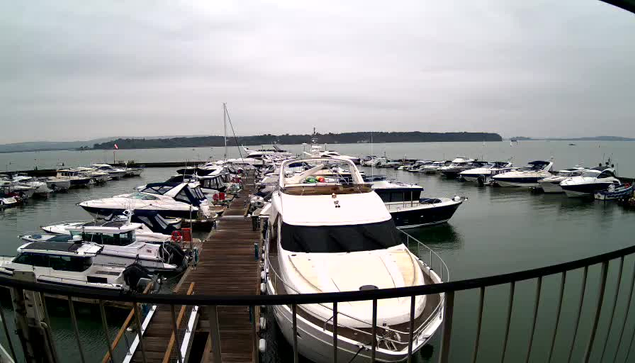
(438, 291, 455, 363)
(371, 299, 378, 362)
(0, 298, 17, 362)
(67, 297, 86, 363)
(133, 302, 147, 363)
(333, 302, 338, 363)
(170, 304, 184, 363)
(99, 300, 115, 363)
(525, 276, 542, 363)
(600, 256, 624, 361)
(292, 304, 299, 363)
(500, 282, 515, 363)
(567, 266, 589, 363)
(582, 261, 609, 363)
(547, 272, 566, 363)
(613, 260, 635, 363)
(407, 295, 416, 363)
(471, 287, 485, 363)
(207, 305, 222, 363)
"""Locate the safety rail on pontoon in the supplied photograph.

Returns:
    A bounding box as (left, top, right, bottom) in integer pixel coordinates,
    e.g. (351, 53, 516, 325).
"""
(264, 229, 448, 349)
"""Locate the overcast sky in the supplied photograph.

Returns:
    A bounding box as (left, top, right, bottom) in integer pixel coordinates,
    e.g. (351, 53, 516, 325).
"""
(1, 1, 634, 144)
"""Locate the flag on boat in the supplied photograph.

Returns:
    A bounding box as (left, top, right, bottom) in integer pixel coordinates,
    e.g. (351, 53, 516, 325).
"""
(114, 144, 119, 150)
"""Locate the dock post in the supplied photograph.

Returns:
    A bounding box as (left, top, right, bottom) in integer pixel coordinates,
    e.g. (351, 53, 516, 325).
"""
(11, 271, 58, 363)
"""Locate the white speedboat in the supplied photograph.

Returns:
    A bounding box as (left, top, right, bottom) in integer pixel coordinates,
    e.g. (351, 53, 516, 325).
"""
(45, 177, 71, 192)
(76, 167, 110, 184)
(0, 242, 153, 291)
(460, 161, 514, 184)
(420, 161, 450, 174)
(264, 158, 445, 362)
(12, 175, 52, 197)
(492, 160, 554, 188)
(560, 168, 622, 198)
(92, 164, 127, 180)
(438, 157, 477, 178)
(368, 177, 465, 228)
(57, 168, 93, 187)
(538, 168, 585, 193)
(79, 182, 212, 220)
(20, 222, 184, 272)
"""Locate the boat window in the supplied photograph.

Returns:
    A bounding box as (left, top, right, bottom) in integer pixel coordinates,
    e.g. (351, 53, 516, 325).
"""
(598, 170, 616, 179)
(130, 193, 158, 200)
(582, 171, 601, 177)
(281, 220, 401, 253)
(175, 188, 193, 204)
(49, 256, 92, 272)
(13, 252, 48, 267)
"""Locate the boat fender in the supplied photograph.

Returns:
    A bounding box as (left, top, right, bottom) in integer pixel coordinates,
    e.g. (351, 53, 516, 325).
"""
(258, 339, 266, 353)
(260, 283, 266, 294)
(260, 270, 266, 280)
(259, 317, 267, 330)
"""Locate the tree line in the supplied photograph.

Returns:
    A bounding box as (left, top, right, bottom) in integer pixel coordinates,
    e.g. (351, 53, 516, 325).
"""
(92, 131, 503, 150)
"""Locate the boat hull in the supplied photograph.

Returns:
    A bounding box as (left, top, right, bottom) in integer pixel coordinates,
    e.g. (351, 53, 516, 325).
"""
(492, 177, 543, 188)
(561, 182, 612, 198)
(387, 198, 463, 229)
(80, 205, 197, 220)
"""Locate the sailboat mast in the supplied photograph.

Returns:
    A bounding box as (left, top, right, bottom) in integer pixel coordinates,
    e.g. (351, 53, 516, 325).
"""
(223, 103, 228, 160)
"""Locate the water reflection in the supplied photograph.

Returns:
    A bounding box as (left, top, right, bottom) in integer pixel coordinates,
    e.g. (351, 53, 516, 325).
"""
(406, 223, 463, 252)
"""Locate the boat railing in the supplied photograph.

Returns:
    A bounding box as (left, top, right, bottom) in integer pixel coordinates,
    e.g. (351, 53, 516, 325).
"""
(1, 242, 635, 362)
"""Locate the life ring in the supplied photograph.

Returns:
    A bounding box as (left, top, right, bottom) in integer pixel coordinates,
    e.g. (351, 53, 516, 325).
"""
(171, 231, 183, 243)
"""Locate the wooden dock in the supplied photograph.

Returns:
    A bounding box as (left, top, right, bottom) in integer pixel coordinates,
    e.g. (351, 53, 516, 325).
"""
(126, 174, 261, 363)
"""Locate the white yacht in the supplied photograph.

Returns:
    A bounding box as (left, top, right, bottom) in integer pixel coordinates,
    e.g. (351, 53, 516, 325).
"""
(12, 175, 52, 197)
(460, 161, 514, 185)
(45, 177, 71, 192)
(79, 182, 213, 220)
(92, 164, 127, 180)
(560, 168, 622, 198)
(438, 157, 477, 178)
(76, 167, 110, 184)
(264, 158, 445, 362)
(0, 242, 153, 291)
(20, 221, 184, 272)
(492, 160, 554, 188)
(368, 176, 465, 228)
(420, 161, 450, 174)
(538, 168, 586, 193)
(56, 168, 93, 187)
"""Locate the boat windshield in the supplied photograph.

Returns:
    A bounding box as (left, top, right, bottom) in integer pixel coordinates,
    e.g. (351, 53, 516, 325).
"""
(582, 171, 601, 177)
(129, 193, 159, 200)
(281, 220, 401, 253)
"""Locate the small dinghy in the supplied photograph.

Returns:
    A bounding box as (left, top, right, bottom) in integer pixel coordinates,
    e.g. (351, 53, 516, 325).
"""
(595, 183, 634, 201)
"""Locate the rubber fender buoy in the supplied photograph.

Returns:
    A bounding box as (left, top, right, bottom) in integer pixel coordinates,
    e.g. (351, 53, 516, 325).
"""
(260, 283, 266, 294)
(260, 317, 267, 330)
(259, 339, 266, 353)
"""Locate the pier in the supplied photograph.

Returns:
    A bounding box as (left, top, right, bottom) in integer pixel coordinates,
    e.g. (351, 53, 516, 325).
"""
(124, 173, 261, 363)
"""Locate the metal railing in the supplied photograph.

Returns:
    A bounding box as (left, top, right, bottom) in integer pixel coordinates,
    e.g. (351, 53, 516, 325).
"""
(0, 243, 634, 362)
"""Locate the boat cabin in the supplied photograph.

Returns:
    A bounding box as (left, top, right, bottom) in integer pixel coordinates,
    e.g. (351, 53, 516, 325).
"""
(12, 242, 101, 272)
(139, 182, 207, 206)
(66, 222, 140, 246)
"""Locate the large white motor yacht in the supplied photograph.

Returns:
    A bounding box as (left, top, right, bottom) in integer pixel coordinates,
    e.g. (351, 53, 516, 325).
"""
(560, 168, 622, 198)
(537, 168, 585, 193)
(92, 163, 127, 180)
(264, 158, 445, 362)
(492, 160, 554, 188)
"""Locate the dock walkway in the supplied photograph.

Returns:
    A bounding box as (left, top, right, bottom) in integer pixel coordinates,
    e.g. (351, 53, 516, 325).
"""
(129, 174, 261, 363)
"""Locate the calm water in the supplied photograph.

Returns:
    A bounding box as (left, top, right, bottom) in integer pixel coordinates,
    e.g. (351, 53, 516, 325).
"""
(1, 141, 635, 362)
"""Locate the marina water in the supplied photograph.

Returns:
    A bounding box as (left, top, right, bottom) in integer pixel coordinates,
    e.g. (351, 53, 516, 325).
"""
(1, 141, 635, 362)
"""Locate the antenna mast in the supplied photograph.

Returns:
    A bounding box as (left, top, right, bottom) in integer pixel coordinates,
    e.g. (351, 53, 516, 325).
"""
(223, 103, 228, 160)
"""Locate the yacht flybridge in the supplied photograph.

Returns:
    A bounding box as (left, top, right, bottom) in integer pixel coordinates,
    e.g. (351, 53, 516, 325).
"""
(264, 158, 445, 362)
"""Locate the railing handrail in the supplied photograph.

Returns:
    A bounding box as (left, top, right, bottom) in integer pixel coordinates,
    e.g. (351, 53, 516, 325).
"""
(1, 243, 634, 305)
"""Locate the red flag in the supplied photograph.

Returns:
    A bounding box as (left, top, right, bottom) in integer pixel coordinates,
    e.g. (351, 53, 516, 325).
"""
(114, 144, 119, 150)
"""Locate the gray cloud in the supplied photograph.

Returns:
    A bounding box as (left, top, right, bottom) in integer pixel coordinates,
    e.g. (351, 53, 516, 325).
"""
(1, 0, 635, 143)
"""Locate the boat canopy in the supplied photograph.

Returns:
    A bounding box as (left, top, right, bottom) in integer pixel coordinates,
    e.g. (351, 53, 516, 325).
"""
(139, 182, 206, 206)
